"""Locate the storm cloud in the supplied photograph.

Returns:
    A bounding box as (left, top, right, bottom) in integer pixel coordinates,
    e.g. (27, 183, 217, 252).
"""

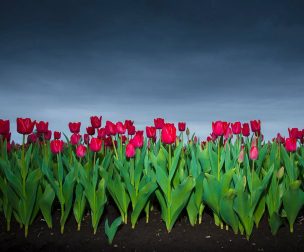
(0, 0, 303, 142)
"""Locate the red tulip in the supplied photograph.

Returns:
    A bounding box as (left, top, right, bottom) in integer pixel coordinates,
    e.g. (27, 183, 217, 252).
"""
(89, 137, 102, 152)
(288, 128, 302, 139)
(70, 133, 81, 145)
(178, 122, 186, 132)
(126, 142, 136, 158)
(54, 131, 61, 139)
(242, 123, 250, 137)
(124, 120, 134, 129)
(127, 125, 136, 136)
(90, 116, 102, 128)
(154, 118, 165, 129)
(275, 133, 285, 144)
(231, 122, 241, 135)
(285, 137, 297, 152)
(76, 144, 87, 158)
(97, 128, 106, 139)
(121, 135, 127, 144)
(105, 121, 117, 136)
(50, 139, 64, 154)
(161, 123, 176, 144)
(116, 122, 126, 134)
(212, 121, 229, 137)
(84, 133, 90, 145)
(27, 133, 38, 144)
(249, 146, 259, 160)
(130, 132, 144, 148)
(250, 120, 261, 133)
(17, 118, 36, 135)
(0, 119, 10, 135)
(146, 126, 156, 139)
(69, 122, 81, 134)
(86, 126, 95, 136)
(36, 121, 49, 133)
(44, 130, 52, 140)
(224, 127, 232, 140)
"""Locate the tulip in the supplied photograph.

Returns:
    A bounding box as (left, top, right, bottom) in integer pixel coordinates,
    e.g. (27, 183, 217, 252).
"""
(276, 133, 285, 144)
(116, 122, 126, 134)
(76, 144, 87, 158)
(105, 121, 117, 136)
(130, 132, 144, 148)
(27, 133, 38, 144)
(17, 118, 36, 135)
(161, 123, 176, 145)
(50, 139, 64, 154)
(178, 122, 186, 132)
(288, 128, 301, 139)
(70, 133, 81, 145)
(124, 120, 134, 129)
(242, 123, 250, 137)
(84, 133, 90, 145)
(54, 131, 61, 139)
(238, 145, 245, 163)
(90, 116, 102, 128)
(126, 142, 136, 158)
(285, 137, 297, 152)
(89, 137, 102, 152)
(231, 122, 241, 135)
(121, 135, 127, 144)
(224, 127, 233, 140)
(97, 128, 106, 139)
(36, 121, 49, 133)
(127, 125, 136, 136)
(0, 119, 10, 135)
(44, 130, 52, 140)
(69, 122, 81, 134)
(249, 146, 259, 160)
(86, 126, 95, 136)
(250, 120, 261, 133)
(212, 121, 229, 137)
(154, 118, 165, 129)
(146, 126, 156, 139)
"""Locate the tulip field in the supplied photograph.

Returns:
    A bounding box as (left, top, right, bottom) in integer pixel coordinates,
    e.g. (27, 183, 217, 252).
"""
(0, 117, 304, 245)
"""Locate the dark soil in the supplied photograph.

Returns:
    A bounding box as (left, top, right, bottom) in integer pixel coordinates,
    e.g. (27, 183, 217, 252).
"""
(1, 203, 304, 252)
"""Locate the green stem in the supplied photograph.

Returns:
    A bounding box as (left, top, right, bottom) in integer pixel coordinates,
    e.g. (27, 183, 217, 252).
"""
(112, 137, 118, 159)
(93, 152, 96, 167)
(167, 144, 172, 232)
(25, 225, 28, 238)
(120, 134, 123, 157)
(251, 160, 255, 204)
(217, 139, 221, 181)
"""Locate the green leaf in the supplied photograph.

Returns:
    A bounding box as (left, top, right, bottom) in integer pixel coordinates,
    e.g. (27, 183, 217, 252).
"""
(105, 217, 123, 244)
(39, 182, 55, 228)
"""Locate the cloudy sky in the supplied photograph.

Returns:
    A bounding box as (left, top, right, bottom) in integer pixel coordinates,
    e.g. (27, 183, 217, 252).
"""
(1, 0, 303, 142)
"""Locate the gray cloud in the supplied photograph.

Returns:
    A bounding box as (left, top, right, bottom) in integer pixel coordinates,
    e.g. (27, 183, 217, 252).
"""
(0, 0, 303, 142)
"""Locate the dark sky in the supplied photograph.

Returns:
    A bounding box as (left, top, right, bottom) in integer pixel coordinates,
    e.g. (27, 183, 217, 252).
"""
(1, 0, 304, 142)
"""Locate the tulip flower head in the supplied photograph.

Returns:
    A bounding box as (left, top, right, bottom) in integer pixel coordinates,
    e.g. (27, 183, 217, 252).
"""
(161, 123, 176, 145)
(249, 146, 259, 160)
(76, 144, 87, 158)
(126, 142, 136, 158)
(178, 122, 186, 132)
(0, 119, 10, 135)
(17, 118, 36, 135)
(90, 116, 102, 128)
(50, 139, 64, 154)
(89, 137, 102, 152)
(285, 137, 297, 152)
(69, 122, 81, 134)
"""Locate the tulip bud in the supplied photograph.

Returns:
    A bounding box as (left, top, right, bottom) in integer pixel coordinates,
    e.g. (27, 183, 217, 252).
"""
(86, 126, 95, 136)
(76, 144, 87, 158)
(70, 133, 81, 145)
(186, 127, 190, 136)
(36, 121, 49, 134)
(44, 130, 52, 141)
(250, 120, 261, 133)
(238, 145, 245, 163)
(161, 123, 176, 145)
(90, 116, 102, 129)
(54, 131, 61, 139)
(285, 137, 297, 152)
(130, 132, 144, 148)
(97, 128, 106, 139)
(89, 137, 102, 152)
(146, 126, 156, 139)
(127, 125, 136, 136)
(242, 123, 250, 137)
(0, 119, 10, 135)
(154, 118, 165, 129)
(27, 133, 38, 144)
(69, 122, 81, 134)
(50, 140, 64, 154)
(178, 122, 186, 132)
(84, 133, 90, 145)
(105, 121, 117, 136)
(249, 146, 259, 160)
(116, 122, 126, 134)
(126, 142, 136, 158)
(276, 166, 284, 180)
